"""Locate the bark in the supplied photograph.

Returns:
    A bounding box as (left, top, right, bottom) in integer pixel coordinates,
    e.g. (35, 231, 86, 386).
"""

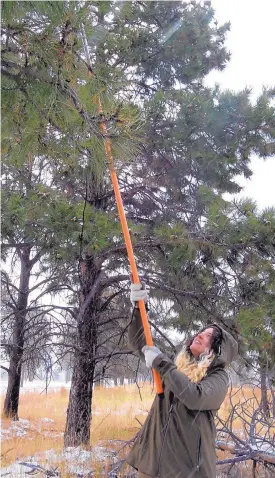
(64, 256, 101, 447)
(64, 344, 95, 446)
(259, 356, 270, 418)
(3, 246, 31, 419)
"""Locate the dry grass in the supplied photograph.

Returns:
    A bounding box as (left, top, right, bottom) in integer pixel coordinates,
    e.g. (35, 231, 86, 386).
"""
(218, 386, 274, 437)
(0, 383, 155, 468)
(1, 383, 273, 475)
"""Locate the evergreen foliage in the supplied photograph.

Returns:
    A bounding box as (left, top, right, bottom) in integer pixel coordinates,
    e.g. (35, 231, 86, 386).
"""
(1, 0, 275, 442)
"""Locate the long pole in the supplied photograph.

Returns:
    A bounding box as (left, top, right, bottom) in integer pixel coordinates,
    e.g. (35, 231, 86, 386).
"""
(80, 25, 163, 395)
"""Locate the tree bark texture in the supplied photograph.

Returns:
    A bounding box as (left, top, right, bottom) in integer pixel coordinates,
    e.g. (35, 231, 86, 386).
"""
(64, 256, 101, 446)
(64, 346, 95, 446)
(259, 356, 270, 418)
(3, 246, 31, 419)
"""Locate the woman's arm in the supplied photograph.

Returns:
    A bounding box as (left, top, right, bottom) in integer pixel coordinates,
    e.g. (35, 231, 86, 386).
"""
(153, 353, 228, 411)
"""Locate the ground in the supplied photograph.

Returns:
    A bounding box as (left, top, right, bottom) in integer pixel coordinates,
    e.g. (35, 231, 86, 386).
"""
(1, 382, 274, 477)
(1, 382, 153, 477)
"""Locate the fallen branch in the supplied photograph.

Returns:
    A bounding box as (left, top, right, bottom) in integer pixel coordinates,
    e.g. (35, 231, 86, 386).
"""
(216, 440, 275, 466)
(19, 462, 59, 477)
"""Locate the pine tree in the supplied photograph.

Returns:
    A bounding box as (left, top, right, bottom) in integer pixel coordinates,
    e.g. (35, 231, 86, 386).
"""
(2, 0, 275, 446)
(1, 0, 139, 421)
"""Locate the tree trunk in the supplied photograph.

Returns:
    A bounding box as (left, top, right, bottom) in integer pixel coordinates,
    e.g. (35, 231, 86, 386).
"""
(3, 352, 23, 420)
(64, 257, 101, 447)
(64, 349, 95, 446)
(3, 246, 31, 419)
(259, 356, 270, 418)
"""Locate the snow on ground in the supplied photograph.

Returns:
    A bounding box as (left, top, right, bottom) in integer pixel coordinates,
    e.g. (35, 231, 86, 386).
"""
(1, 418, 31, 441)
(0, 445, 119, 477)
(0, 418, 63, 442)
(0, 380, 71, 394)
(252, 439, 275, 455)
(0, 461, 43, 478)
(0, 378, 127, 394)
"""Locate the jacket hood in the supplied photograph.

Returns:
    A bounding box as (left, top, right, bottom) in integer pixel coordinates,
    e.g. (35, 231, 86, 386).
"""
(176, 323, 239, 369)
(209, 323, 238, 368)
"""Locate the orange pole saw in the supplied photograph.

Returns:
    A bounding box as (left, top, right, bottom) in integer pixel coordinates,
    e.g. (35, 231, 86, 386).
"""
(80, 25, 163, 395)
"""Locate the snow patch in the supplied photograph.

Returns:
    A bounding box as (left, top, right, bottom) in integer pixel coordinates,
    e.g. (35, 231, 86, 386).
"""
(251, 439, 275, 454)
(18, 419, 30, 427)
(0, 417, 63, 442)
(0, 418, 31, 441)
(0, 460, 42, 478)
(0, 445, 119, 477)
(42, 431, 63, 438)
(0, 380, 71, 394)
(9, 426, 27, 438)
(41, 417, 54, 423)
(63, 446, 93, 462)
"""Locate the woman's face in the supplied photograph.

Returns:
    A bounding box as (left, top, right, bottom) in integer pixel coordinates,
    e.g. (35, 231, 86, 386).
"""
(190, 327, 214, 358)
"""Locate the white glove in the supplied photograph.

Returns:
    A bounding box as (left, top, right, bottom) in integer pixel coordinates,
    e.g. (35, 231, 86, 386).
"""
(142, 345, 162, 368)
(130, 283, 149, 307)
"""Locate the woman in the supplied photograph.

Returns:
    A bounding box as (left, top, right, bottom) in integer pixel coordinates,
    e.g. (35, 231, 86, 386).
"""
(126, 284, 238, 478)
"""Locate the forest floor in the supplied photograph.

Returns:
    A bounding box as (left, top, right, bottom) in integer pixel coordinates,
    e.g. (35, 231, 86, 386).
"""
(1, 383, 153, 476)
(0, 383, 273, 477)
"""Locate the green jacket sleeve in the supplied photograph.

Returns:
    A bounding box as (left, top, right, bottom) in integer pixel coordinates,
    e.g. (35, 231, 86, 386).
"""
(128, 308, 146, 360)
(153, 353, 229, 411)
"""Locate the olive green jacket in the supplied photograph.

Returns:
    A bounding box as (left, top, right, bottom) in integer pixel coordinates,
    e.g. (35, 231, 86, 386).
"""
(126, 309, 238, 478)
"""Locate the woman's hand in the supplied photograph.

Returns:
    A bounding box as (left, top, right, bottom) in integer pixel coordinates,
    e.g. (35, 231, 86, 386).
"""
(142, 345, 162, 368)
(130, 283, 149, 307)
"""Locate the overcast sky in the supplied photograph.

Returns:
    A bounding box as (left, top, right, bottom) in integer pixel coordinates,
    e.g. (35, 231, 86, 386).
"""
(205, 0, 275, 210)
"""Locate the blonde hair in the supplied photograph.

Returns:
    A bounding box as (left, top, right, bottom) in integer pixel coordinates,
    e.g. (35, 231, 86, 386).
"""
(175, 348, 214, 383)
